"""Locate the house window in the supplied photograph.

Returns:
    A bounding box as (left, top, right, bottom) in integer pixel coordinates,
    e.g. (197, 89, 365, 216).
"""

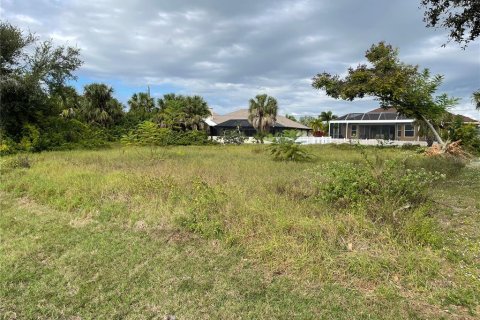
(404, 124, 414, 137)
(397, 125, 402, 138)
(351, 125, 357, 137)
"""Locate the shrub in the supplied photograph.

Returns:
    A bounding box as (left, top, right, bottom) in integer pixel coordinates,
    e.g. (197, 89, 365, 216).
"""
(122, 121, 213, 147)
(0, 135, 18, 155)
(221, 129, 247, 145)
(269, 130, 313, 162)
(174, 130, 213, 146)
(308, 152, 446, 241)
(175, 178, 225, 238)
(19, 124, 40, 152)
(312, 159, 444, 208)
(401, 143, 423, 151)
(1, 154, 31, 171)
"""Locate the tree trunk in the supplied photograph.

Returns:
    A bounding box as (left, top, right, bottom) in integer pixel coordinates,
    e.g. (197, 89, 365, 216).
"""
(420, 114, 445, 147)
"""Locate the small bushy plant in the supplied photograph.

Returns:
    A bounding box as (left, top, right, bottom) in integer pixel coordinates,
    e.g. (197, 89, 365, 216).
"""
(175, 178, 225, 238)
(269, 130, 313, 162)
(0, 135, 18, 155)
(1, 154, 31, 171)
(121, 121, 213, 147)
(309, 151, 446, 242)
(401, 143, 423, 151)
(312, 159, 444, 208)
(221, 129, 247, 145)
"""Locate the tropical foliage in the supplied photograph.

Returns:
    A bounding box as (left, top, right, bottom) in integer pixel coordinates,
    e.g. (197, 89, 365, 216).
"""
(269, 130, 312, 161)
(155, 94, 211, 131)
(473, 89, 480, 110)
(127, 92, 157, 121)
(247, 94, 278, 143)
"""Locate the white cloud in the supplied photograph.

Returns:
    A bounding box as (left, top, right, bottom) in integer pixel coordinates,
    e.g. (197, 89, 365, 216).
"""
(2, 0, 478, 118)
(14, 14, 42, 25)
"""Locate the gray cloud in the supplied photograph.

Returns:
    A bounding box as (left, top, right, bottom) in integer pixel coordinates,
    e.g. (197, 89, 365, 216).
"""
(2, 0, 479, 118)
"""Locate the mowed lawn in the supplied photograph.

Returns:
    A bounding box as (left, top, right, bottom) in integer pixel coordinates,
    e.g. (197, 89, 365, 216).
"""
(1, 145, 479, 319)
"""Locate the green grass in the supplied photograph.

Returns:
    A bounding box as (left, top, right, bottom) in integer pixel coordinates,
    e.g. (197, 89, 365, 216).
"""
(1, 145, 479, 319)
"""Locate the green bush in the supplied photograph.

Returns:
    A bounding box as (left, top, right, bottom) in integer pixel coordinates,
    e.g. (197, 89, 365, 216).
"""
(174, 130, 213, 146)
(175, 178, 225, 238)
(19, 124, 41, 152)
(309, 154, 446, 243)
(122, 121, 213, 147)
(0, 135, 18, 155)
(269, 130, 313, 162)
(221, 129, 247, 145)
(401, 143, 423, 151)
(312, 159, 444, 208)
(454, 124, 480, 155)
(1, 154, 31, 171)
(1, 119, 110, 154)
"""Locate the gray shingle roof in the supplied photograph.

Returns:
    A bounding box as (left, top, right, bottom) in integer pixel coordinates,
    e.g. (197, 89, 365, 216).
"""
(209, 109, 310, 129)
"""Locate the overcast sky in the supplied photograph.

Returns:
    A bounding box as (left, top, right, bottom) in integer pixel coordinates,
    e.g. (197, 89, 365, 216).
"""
(2, 0, 479, 118)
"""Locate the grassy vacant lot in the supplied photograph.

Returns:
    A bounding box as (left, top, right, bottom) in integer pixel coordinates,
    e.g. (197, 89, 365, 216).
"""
(1, 145, 479, 319)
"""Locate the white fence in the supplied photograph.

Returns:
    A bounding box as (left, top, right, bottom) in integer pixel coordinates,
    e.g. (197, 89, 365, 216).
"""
(295, 136, 332, 145)
(296, 137, 427, 147)
(209, 136, 428, 146)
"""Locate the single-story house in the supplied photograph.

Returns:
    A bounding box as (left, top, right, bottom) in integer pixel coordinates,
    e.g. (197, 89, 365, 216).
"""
(329, 107, 479, 141)
(206, 109, 311, 137)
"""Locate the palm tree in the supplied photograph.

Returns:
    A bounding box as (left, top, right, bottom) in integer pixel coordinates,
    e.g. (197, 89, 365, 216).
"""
(184, 95, 211, 130)
(81, 83, 123, 126)
(319, 111, 337, 125)
(248, 94, 278, 143)
(473, 89, 480, 110)
(309, 118, 324, 132)
(128, 92, 156, 119)
(155, 94, 210, 130)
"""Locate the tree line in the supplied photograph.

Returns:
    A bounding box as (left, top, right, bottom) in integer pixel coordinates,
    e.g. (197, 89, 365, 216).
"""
(0, 22, 217, 153)
(1, 19, 478, 154)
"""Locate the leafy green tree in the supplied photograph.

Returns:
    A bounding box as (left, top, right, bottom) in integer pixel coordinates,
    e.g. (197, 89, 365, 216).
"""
(414, 119, 435, 146)
(298, 116, 315, 127)
(312, 42, 458, 147)
(248, 94, 278, 143)
(0, 21, 35, 75)
(81, 83, 124, 127)
(0, 22, 82, 139)
(420, 0, 480, 46)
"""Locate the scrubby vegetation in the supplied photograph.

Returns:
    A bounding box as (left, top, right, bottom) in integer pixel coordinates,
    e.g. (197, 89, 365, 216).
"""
(1, 145, 479, 319)
(269, 130, 313, 161)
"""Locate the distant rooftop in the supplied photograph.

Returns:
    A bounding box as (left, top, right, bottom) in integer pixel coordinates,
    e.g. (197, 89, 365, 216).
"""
(210, 109, 310, 130)
(336, 108, 409, 121)
(334, 107, 479, 123)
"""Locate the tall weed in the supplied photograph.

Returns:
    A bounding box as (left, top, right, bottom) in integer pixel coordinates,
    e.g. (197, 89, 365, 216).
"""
(175, 178, 226, 238)
(309, 150, 446, 243)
